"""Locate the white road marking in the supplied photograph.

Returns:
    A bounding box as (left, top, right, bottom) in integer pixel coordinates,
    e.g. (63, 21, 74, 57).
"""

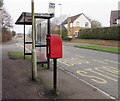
(16, 43, 19, 46)
(25, 48, 31, 53)
(17, 43, 31, 53)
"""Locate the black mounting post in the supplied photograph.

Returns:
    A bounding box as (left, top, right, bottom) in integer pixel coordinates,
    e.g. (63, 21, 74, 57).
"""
(53, 58, 57, 94)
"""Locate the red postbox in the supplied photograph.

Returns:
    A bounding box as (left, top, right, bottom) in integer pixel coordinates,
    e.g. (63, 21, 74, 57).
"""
(46, 34, 62, 59)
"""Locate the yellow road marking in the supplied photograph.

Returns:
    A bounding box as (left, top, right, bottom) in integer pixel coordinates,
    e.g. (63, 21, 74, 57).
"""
(92, 59, 108, 64)
(105, 60, 120, 64)
(85, 68, 117, 81)
(76, 55, 85, 58)
(76, 70, 107, 84)
(58, 60, 72, 66)
(101, 66, 119, 75)
(67, 58, 82, 65)
(58, 58, 89, 66)
(95, 67, 118, 78)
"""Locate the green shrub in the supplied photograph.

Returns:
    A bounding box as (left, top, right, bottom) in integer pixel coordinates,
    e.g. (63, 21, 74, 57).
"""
(78, 26, 119, 40)
(2, 28, 12, 42)
(51, 30, 67, 38)
(63, 37, 72, 41)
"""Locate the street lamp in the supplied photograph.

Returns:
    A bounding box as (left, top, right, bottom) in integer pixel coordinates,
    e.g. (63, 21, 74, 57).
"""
(58, 4, 62, 37)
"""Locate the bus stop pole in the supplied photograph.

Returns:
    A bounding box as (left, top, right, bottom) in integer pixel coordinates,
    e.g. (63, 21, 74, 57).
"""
(31, 0, 37, 80)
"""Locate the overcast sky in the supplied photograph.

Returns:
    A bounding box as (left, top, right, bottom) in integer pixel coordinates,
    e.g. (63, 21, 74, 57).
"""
(4, 0, 119, 33)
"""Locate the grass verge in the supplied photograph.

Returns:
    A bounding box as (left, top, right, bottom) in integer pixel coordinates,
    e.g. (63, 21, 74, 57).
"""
(8, 52, 31, 59)
(74, 45, 120, 54)
(66, 39, 120, 47)
(8, 52, 49, 69)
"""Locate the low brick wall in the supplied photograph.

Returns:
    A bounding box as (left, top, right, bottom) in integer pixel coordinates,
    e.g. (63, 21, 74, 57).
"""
(2, 33, 12, 42)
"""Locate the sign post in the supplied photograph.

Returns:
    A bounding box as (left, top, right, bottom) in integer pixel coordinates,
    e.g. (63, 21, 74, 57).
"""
(48, 2, 55, 15)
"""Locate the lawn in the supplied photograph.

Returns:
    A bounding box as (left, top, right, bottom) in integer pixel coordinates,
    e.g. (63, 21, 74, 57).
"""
(8, 51, 49, 69)
(74, 45, 120, 54)
(8, 52, 31, 59)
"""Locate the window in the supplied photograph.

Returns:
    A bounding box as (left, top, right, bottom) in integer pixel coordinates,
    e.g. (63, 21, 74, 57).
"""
(75, 31, 80, 37)
(85, 22, 89, 27)
(113, 19, 117, 24)
(117, 19, 120, 24)
(76, 21, 79, 26)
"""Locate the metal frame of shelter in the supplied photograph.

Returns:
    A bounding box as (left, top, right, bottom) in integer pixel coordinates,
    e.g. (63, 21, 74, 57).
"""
(15, 12, 54, 69)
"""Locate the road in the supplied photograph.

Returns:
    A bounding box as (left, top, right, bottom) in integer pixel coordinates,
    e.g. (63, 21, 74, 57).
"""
(15, 37, 119, 99)
(59, 43, 119, 99)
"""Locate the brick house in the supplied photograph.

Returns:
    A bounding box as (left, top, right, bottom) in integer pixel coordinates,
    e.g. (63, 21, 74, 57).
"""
(110, 10, 120, 27)
(53, 25, 66, 31)
(62, 13, 91, 38)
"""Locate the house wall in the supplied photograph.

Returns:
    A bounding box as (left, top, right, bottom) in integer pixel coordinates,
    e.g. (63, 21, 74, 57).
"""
(71, 27, 81, 37)
(64, 14, 91, 37)
(54, 26, 59, 31)
(64, 23, 73, 28)
(73, 14, 91, 28)
(110, 18, 120, 27)
(64, 14, 91, 28)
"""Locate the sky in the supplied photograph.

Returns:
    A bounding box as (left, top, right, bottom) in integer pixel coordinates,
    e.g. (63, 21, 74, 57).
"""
(4, 0, 119, 33)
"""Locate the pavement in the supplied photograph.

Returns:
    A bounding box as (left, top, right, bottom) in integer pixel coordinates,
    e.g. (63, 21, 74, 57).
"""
(38, 65, 117, 100)
(2, 39, 118, 100)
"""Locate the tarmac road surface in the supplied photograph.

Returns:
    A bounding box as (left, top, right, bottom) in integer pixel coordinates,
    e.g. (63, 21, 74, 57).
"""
(58, 43, 119, 99)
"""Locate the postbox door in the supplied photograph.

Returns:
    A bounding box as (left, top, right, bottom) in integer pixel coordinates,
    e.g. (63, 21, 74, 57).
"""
(46, 34, 62, 59)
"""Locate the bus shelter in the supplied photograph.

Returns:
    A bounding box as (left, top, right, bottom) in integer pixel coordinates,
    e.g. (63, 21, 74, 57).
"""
(15, 12, 54, 69)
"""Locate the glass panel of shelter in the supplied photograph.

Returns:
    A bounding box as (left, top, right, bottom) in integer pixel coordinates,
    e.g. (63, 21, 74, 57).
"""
(35, 18, 47, 62)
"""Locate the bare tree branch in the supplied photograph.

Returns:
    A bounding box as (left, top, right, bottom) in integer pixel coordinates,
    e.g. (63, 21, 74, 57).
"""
(0, 9, 13, 29)
(88, 17, 102, 28)
(0, 0, 3, 8)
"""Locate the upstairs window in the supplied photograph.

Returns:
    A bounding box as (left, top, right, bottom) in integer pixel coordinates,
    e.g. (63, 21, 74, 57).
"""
(117, 19, 120, 24)
(85, 22, 89, 27)
(113, 19, 117, 24)
(76, 21, 79, 26)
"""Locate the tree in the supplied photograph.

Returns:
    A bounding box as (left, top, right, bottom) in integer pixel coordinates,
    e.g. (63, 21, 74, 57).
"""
(88, 17, 102, 28)
(12, 30, 16, 37)
(1, 9, 13, 29)
(51, 14, 68, 29)
(91, 19, 102, 28)
(0, 0, 3, 8)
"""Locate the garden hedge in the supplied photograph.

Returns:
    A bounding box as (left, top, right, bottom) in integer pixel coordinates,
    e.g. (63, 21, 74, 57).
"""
(2, 28, 12, 42)
(78, 26, 120, 40)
